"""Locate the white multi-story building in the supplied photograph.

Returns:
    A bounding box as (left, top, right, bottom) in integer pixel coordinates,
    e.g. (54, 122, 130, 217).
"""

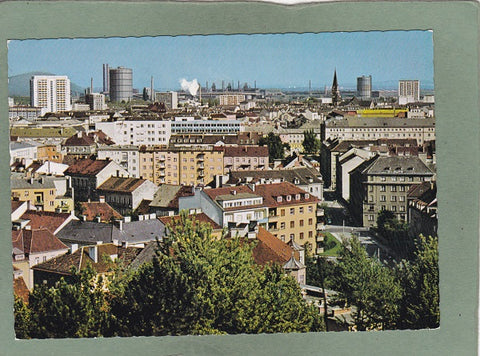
(219, 94, 246, 106)
(95, 119, 172, 146)
(30, 75, 72, 113)
(324, 117, 435, 145)
(85, 93, 107, 110)
(398, 80, 420, 104)
(171, 116, 242, 134)
(97, 145, 140, 177)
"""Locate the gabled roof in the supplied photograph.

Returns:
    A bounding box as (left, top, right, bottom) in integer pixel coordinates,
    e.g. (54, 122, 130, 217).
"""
(362, 156, 434, 176)
(97, 176, 149, 193)
(64, 158, 112, 176)
(79, 201, 123, 221)
(18, 228, 68, 255)
(20, 210, 74, 235)
(252, 227, 296, 266)
(32, 243, 142, 275)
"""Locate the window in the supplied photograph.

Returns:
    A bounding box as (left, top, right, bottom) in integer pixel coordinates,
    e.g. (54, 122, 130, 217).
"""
(308, 231, 313, 238)
(290, 208, 295, 215)
(399, 186, 406, 192)
(290, 233, 295, 241)
(299, 207, 304, 214)
(380, 195, 386, 202)
(299, 232, 304, 240)
(308, 206, 313, 213)
(280, 209, 285, 216)
(391, 196, 397, 202)
(399, 196, 405, 202)
(308, 218, 313, 225)
(280, 235, 285, 242)
(391, 186, 397, 192)
(277, 196, 282, 203)
(380, 185, 386, 192)
(290, 221, 295, 228)
(391, 206, 397, 212)
(368, 214, 375, 221)
(280, 222, 285, 229)
(300, 220, 304, 227)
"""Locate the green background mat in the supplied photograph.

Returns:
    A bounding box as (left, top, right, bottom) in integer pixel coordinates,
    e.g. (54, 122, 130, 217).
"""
(0, 1, 478, 355)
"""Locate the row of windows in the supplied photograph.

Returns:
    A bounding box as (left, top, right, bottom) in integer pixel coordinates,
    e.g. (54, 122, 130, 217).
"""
(278, 231, 314, 242)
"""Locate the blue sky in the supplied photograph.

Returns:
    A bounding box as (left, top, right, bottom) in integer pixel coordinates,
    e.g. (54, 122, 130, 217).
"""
(8, 31, 434, 90)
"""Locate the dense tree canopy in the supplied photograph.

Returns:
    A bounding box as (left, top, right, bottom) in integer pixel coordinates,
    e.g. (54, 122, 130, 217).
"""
(15, 213, 324, 338)
(302, 129, 321, 154)
(259, 132, 286, 161)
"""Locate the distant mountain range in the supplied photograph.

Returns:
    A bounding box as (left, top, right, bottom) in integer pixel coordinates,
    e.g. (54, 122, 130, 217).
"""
(8, 72, 85, 97)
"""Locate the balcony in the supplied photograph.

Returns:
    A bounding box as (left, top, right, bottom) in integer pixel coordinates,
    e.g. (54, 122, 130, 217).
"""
(316, 233, 324, 242)
(198, 170, 205, 177)
(159, 171, 165, 176)
(316, 223, 324, 230)
(197, 163, 204, 169)
(158, 163, 166, 169)
(196, 154, 205, 161)
(316, 247, 325, 254)
(316, 209, 324, 217)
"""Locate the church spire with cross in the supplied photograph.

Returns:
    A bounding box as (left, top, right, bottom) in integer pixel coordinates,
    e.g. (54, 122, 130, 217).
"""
(331, 69, 341, 107)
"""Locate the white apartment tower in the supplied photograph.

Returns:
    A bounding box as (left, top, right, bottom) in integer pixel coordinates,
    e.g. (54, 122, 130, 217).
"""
(30, 75, 72, 113)
(398, 80, 420, 104)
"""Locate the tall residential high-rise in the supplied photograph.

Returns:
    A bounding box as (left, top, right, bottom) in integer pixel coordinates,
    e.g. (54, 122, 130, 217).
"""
(102, 64, 109, 94)
(331, 69, 341, 106)
(357, 75, 372, 99)
(398, 79, 420, 104)
(109, 66, 133, 102)
(30, 75, 72, 113)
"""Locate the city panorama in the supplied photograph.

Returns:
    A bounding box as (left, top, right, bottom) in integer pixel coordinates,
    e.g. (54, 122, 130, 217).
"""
(8, 31, 438, 337)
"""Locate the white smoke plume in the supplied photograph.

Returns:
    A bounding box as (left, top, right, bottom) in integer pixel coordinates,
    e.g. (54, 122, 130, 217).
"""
(179, 78, 200, 96)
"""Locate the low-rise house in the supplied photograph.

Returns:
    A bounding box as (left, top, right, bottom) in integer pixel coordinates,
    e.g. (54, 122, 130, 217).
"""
(17, 209, 77, 235)
(148, 185, 195, 216)
(61, 131, 115, 159)
(11, 175, 57, 212)
(97, 176, 158, 215)
(55, 215, 164, 248)
(12, 227, 69, 289)
(32, 242, 143, 287)
(79, 196, 123, 222)
(64, 158, 129, 202)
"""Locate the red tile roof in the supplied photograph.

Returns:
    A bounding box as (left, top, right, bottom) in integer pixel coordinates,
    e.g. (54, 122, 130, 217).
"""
(21, 228, 68, 255)
(65, 158, 112, 176)
(11, 200, 25, 213)
(253, 182, 319, 207)
(252, 227, 297, 266)
(79, 201, 123, 222)
(13, 276, 29, 304)
(21, 210, 73, 234)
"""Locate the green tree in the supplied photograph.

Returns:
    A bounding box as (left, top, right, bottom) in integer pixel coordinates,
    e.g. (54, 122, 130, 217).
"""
(26, 264, 111, 338)
(109, 212, 323, 335)
(376, 209, 413, 259)
(142, 87, 149, 101)
(397, 235, 439, 329)
(334, 237, 402, 330)
(302, 129, 321, 154)
(14, 297, 32, 339)
(259, 132, 285, 161)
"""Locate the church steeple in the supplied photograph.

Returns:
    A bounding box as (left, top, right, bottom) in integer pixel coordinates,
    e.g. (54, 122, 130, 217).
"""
(331, 69, 341, 107)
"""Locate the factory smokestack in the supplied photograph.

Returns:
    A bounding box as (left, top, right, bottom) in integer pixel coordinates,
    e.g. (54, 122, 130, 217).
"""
(150, 76, 154, 101)
(222, 80, 225, 92)
(254, 80, 256, 90)
(90, 77, 93, 93)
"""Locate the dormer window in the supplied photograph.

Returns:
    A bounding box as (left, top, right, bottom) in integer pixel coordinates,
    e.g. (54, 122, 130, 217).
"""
(286, 195, 291, 202)
(277, 196, 282, 203)
(305, 193, 310, 199)
(295, 194, 301, 200)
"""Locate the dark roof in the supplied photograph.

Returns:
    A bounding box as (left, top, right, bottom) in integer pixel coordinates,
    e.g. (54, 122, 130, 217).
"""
(228, 167, 323, 185)
(97, 177, 148, 193)
(32, 243, 142, 275)
(56, 219, 165, 245)
(223, 145, 268, 157)
(64, 158, 112, 176)
(79, 202, 123, 222)
(128, 241, 159, 270)
(63, 131, 115, 147)
(362, 156, 434, 176)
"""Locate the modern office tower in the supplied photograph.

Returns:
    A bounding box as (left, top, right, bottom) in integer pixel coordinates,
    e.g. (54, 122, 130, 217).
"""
(398, 79, 420, 104)
(155, 91, 178, 109)
(103, 64, 109, 94)
(357, 75, 372, 99)
(109, 66, 133, 102)
(30, 75, 72, 113)
(331, 69, 341, 106)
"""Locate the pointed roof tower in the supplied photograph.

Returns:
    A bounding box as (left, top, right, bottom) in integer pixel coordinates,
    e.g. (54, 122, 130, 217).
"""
(331, 69, 341, 107)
